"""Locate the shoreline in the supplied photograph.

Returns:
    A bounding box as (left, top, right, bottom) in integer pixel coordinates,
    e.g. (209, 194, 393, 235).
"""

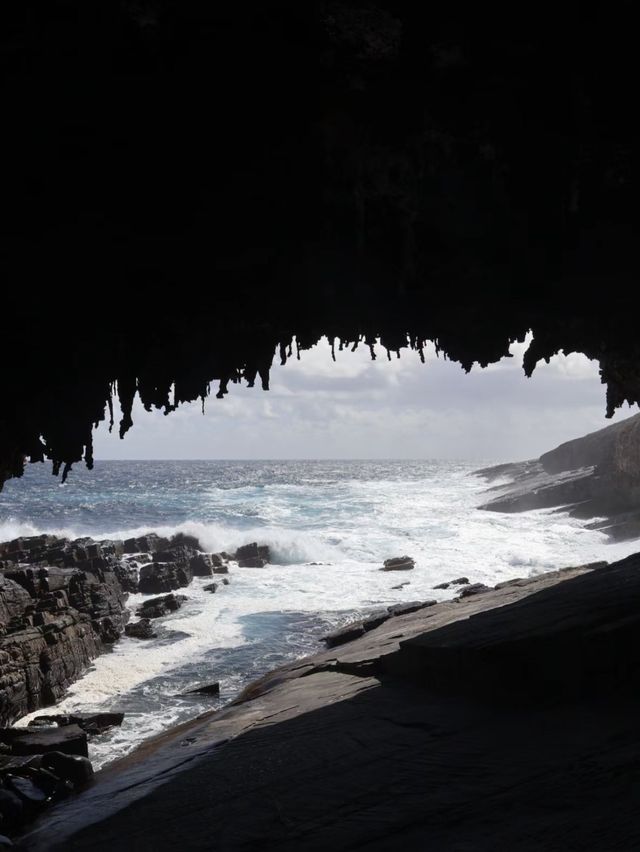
(19, 553, 640, 850)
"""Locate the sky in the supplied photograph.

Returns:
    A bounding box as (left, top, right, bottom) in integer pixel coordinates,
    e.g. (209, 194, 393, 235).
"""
(93, 335, 636, 463)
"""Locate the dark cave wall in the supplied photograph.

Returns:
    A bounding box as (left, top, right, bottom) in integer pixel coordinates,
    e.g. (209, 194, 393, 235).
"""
(1, 2, 638, 486)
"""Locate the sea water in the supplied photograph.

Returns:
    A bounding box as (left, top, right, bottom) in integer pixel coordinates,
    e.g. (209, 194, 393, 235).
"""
(1, 459, 637, 768)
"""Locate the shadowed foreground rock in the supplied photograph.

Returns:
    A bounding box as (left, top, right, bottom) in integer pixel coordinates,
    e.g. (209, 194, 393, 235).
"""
(19, 554, 640, 851)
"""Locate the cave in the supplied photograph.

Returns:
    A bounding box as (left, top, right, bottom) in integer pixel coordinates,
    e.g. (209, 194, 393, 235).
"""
(1, 3, 639, 850)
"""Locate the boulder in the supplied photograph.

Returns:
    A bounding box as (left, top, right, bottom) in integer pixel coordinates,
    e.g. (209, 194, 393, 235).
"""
(381, 556, 415, 571)
(41, 751, 94, 786)
(203, 583, 218, 594)
(238, 557, 267, 568)
(234, 543, 270, 563)
(165, 533, 202, 551)
(0, 725, 88, 757)
(123, 534, 169, 554)
(139, 562, 190, 594)
(125, 619, 156, 640)
(189, 554, 215, 577)
(136, 593, 186, 619)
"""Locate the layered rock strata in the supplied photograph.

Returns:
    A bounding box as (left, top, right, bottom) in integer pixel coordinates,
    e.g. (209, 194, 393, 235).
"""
(477, 412, 640, 540)
(0, 533, 264, 727)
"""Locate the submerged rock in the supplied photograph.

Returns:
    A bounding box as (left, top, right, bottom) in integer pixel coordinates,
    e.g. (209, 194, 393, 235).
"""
(433, 577, 469, 590)
(183, 682, 220, 697)
(28, 712, 124, 736)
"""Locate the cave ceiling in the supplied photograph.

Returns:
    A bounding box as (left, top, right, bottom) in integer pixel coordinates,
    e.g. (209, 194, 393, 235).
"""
(1, 2, 637, 487)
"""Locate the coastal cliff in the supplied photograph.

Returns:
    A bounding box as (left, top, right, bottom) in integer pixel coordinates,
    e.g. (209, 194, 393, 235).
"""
(477, 412, 640, 540)
(0, 533, 244, 730)
(18, 554, 640, 850)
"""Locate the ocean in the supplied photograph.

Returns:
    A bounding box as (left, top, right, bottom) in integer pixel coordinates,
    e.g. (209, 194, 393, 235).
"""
(2, 459, 637, 768)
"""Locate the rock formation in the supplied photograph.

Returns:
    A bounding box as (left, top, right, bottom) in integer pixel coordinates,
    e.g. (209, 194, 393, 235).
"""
(477, 412, 640, 539)
(1, 4, 638, 489)
(0, 532, 248, 727)
(18, 554, 640, 851)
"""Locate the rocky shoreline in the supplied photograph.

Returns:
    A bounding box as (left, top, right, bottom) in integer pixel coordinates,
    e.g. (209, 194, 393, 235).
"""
(0, 531, 270, 840)
(12, 552, 640, 850)
(477, 413, 640, 540)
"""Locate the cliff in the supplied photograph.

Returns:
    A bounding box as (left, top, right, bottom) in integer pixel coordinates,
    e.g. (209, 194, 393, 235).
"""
(477, 413, 640, 540)
(18, 554, 640, 850)
(0, 532, 240, 728)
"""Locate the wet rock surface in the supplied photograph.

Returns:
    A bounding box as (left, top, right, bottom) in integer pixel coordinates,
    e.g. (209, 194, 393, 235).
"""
(17, 554, 640, 851)
(0, 531, 268, 840)
(0, 533, 241, 726)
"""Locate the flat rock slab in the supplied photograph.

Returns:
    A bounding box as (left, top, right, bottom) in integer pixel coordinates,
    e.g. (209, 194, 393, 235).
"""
(1, 725, 88, 758)
(20, 555, 640, 851)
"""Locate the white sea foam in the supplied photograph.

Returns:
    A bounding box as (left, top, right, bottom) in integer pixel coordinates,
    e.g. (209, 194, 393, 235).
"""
(5, 460, 640, 768)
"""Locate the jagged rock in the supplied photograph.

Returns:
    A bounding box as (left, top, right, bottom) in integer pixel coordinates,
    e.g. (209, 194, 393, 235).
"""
(29, 712, 124, 735)
(391, 581, 411, 590)
(112, 561, 139, 594)
(203, 583, 218, 594)
(189, 554, 215, 577)
(381, 556, 415, 571)
(123, 534, 169, 554)
(136, 593, 186, 619)
(125, 619, 156, 640)
(0, 613, 101, 726)
(234, 543, 270, 564)
(165, 533, 202, 551)
(457, 583, 490, 599)
(237, 557, 267, 568)
(183, 682, 220, 696)
(139, 562, 191, 594)
(0, 725, 88, 757)
(0, 577, 32, 626)
(41, 751, 94, 786)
